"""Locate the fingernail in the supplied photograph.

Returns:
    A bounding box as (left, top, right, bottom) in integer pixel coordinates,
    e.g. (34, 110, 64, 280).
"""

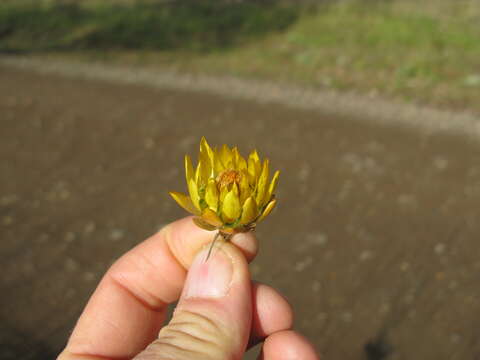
(184, 247, 233, 299)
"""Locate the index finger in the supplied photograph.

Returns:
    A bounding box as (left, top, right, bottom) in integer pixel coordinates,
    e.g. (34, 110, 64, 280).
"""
(58, 216, 258, 360)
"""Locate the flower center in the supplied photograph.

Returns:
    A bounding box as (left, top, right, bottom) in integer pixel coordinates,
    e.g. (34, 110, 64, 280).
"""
(217, 170, 241, 190)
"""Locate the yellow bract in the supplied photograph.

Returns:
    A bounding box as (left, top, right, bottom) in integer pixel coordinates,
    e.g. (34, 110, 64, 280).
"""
(169, 137, 279, 233)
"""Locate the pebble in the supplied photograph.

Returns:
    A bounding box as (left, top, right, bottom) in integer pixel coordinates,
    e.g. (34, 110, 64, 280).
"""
(65, 258, 78, 272)
(400, 261, 410, 272)
(58, 189, 71, 200)
(379, 303, 391, 314)
(316, 312, 328, 322)
(84, 221, 96, 234)
(296, 233, 329, 253)
(294, 256, 313, 272)
(434, 243, 446, 255)
(110, 228, 126, 241)
(448, 280, 458, 290)
(359, 250, 373, 261)
(308, 233, 328, 246)
(450, 333, 461, 344)
(297, 163, 311, 182)
(83, 272, 96, 282)
(64, 232, 76, 243)
(45, 181, 70, 201)
(433, 157, 449, 171)
(144, 137, 155, 149)
(435, 272, 445, 281)
(179, 136, 196, 151)
(397, 194, 417, 206)
(312, 280, 321, 293)
(341, 153, 383, 175)
(341, 312, 353, 323)
(325, 250, 335, 259)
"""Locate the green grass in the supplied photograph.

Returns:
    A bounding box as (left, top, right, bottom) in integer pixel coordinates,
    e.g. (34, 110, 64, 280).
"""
(0, 1, 299, 51)
(2, 0, 480, 112)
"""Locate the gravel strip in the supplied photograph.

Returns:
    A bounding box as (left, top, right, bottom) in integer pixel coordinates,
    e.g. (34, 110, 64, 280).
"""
(2, 55, 479, 139)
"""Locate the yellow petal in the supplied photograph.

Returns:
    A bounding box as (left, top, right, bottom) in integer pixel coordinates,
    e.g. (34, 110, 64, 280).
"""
(195, 161, 201, 183)
(250, 149, 260, 163)
(219, 185, 228, 204)
(239, 170, 251, 204)
(200, 136, 214, 157)
(193, 217, 217, 231)
(265, 170, 280, 203)
(213, 147, 225, 174)
(219, 144, 233, 169)
(257, 199, 277, 223)
(221, 189, 241, 223)
(247, 160, 256, 185)
(169, 191, 200, 215)
(200, 137, 214, 181)
(199, 159, 210, 185)
(198, 157, 210, 187)
(201, 208, 223, 227)
(185, 155, 194, 185)
(247, 150, 261, 185)
(235, 149, 247, 171)
(205, 179, 219, 211)
(232, 182, 239, 197)
(255, 159, 270, 207)
(232, 147, 246, 169)
(240, 197, 258, 225)
(231, 147, 238, 167)
(188, 178, 201, 210)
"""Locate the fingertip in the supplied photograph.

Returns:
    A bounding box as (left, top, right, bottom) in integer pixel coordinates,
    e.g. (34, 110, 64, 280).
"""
(261, 330, 320, 360)
(162, 217, 259, 267)
(252, 283, 293, 340)
(230, 231, 258, 263)
(162, 216, 215, 268)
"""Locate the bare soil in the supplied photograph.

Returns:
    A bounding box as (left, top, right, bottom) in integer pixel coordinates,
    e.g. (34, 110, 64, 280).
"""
(1, 65, 480, 360)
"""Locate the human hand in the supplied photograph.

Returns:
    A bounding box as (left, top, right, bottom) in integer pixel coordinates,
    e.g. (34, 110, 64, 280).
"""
(58, 217, 319, 360)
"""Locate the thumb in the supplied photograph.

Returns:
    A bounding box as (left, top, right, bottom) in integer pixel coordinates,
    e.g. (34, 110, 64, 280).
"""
(134, 241, 252, 360)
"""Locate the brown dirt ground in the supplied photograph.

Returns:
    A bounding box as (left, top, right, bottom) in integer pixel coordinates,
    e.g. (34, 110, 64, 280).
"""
(1, 66, 480, 360)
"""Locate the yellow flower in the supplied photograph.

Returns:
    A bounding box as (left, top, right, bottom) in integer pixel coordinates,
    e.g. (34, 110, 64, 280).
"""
(169, 137, 279, 235)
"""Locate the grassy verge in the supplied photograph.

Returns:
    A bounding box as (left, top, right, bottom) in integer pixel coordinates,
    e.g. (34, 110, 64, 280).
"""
(0, 1, 299, 51)
(2, 0, 480, 112)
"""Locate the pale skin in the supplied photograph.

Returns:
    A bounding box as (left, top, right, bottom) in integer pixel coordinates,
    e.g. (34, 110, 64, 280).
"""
(58, 216, 320, 360)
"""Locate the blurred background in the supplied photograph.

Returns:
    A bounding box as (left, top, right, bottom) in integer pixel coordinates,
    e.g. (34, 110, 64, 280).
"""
(2, 0, 480, 359)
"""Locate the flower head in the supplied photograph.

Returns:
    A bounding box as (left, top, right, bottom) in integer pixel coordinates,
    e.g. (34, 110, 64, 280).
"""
(169, 137, 279, 234)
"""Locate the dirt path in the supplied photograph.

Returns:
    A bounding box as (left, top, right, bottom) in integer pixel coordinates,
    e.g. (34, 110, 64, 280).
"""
(2, 56, 480, 141)
(2, 64, 480, 360)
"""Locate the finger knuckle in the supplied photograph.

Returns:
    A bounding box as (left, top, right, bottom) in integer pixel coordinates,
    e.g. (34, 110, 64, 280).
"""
(154, 310, 232, 360)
